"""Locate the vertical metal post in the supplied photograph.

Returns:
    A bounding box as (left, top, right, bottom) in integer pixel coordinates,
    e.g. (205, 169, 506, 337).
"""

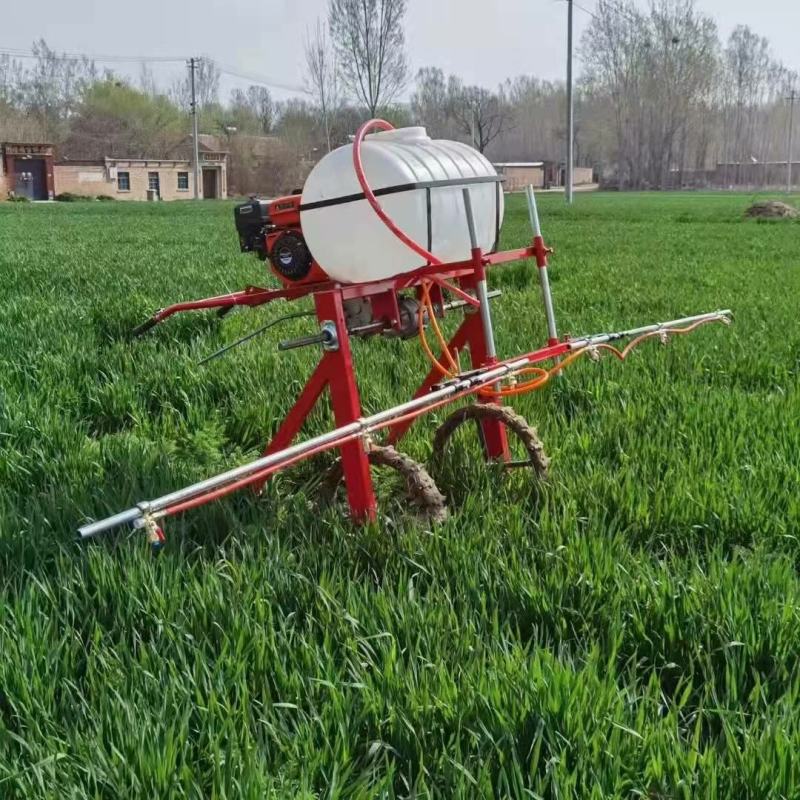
(460, 187, 510, 461)
(788, 89, 796, 194)
(565, 0, 574, 205)
(526, 185, 559, 345)
(462, 188, 497, 360)
(189, 57, 200, 200)
(525, 184, 542, 238)
(470, 104, 477, 150)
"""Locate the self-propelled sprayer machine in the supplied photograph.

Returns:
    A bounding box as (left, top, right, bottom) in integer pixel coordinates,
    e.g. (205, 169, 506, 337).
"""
(79, 120, 732, 548)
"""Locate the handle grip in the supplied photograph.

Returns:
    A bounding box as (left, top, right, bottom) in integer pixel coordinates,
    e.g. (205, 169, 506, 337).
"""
(131, 317, 159, 337)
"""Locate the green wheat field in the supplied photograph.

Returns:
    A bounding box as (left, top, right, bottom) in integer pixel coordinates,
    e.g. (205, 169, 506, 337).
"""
(1, 192, 799, 798)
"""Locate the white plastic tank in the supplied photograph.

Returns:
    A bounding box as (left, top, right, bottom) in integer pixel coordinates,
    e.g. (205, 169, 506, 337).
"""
(300, 127, 504, 284)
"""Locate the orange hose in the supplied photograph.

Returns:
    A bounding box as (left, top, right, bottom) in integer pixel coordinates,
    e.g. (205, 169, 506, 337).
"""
(418, 290, 456, 380)
(476, 317, 726, 400)
(421, 281, 458, 373)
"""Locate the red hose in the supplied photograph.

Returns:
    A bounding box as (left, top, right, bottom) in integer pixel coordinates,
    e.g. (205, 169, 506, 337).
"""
(352, 119, 442, 266)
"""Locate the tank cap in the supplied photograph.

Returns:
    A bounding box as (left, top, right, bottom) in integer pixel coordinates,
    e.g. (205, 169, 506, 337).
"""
(365, 126, 429, 143)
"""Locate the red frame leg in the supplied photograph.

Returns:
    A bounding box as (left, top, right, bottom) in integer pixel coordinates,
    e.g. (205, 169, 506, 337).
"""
(258, 289, 377, 522)
(388, 277, 510, 461)
(315, 291, 376, 522)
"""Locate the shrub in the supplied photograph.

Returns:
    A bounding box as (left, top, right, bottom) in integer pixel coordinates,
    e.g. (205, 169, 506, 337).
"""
(55, 192, 98, 202)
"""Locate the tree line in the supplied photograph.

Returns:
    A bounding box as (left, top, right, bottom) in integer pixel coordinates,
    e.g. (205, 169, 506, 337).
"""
(1, 0, 796, 194)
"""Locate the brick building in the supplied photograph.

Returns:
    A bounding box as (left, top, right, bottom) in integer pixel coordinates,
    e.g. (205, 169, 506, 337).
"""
(55, 157, 209, 200)
(0, 143, 56, 200)
(494, 161, 595, 192)
(1, 140, 227, 201)
(54, 148, 227, 201)
(494, 162, 546, 192)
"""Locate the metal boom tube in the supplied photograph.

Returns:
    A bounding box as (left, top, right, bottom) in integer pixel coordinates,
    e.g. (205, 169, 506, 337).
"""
(78, 357, 528, 539)
(78, 309, 731, 540)
(567, 310, 732, 349)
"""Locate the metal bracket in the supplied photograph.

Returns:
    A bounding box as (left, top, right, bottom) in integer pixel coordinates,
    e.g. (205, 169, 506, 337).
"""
(321, 320, 339, 351)
(133, 509, 166, 553)
(278, 320, 339, 352)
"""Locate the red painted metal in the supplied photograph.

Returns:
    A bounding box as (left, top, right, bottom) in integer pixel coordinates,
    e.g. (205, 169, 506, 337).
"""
(142, 255, 529, 332)
(370, 290, 401, 329)
(132, 176, 557, 522)
(161, 349, 540, 522)
(429, 276, 481, 308)
(315, 290, 377, 521)
(459, 270, 509, 461)
(388, 269, 510, 462)
(262, 194, 329, 286)
(532, 235, 552, 268)
(141, 248, 544, 336)
(257, 288, 377, 521)
(148, 284, 307, 326)
(138, 237, 558, 521)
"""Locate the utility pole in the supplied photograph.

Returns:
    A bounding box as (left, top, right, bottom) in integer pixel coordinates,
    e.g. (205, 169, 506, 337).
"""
(565, 0, 574, 204)
(189, 57, 201, 200)
(787, 89, 796, 194)
(471, 102, 477, 150)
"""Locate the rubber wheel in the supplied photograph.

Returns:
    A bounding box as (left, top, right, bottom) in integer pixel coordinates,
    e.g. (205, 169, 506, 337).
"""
(322, 444, 448, 523)
(432, 402, 549, 478)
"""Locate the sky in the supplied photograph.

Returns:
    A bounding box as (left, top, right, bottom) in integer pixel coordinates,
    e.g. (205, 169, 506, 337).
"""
(2, 0, 798, 102)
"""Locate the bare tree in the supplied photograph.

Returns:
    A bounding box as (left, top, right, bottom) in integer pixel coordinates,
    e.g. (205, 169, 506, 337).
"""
(0, 54, 25, 106)
(449, 82, 512, 154)
(228, 86, 274, 135)
(723, 25, 773, 182)
(170, 58, 220, 111)
(582, 0, 719, 188)
(16, 39, 97, 141)
(138, 63, 159, 97)
(305, 19, 341, 151)
(410, 68, 513, 152)
(247, 86, 274, 134)
(500, 75, 569, 162)
(410, 67, 454, 138)
(328, 0, 408, 116)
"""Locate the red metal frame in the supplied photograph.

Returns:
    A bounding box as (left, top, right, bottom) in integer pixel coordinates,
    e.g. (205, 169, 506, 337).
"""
(258, 288, 377, 521)
(136, 243, 553, 522)
(137, 247, 537, 331)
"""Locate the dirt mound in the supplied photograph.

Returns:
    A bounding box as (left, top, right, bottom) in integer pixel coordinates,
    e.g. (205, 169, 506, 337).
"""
(745, 200, 799, 219)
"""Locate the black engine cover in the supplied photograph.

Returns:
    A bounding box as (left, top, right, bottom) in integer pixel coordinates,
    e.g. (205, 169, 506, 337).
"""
(234, 199, 271, 257)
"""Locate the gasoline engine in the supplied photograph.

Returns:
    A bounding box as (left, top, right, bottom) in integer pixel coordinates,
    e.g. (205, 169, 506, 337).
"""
(234, 194, 428, 339)
(234, 194, 326, 286)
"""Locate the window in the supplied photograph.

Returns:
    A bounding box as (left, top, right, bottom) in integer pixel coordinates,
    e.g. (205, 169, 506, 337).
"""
(177, 171, 189, 191)
(148, 172, 160, 192)
(117, 171, 130, 191)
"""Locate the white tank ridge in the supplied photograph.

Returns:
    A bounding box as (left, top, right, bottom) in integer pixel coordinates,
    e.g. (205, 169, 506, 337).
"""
(300, 126, 504, 284)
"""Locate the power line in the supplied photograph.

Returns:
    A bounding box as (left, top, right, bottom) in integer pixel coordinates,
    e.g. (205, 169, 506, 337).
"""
(566, 0, 644, 27)
(0, 46, 186, 64)
(572, 2, 598, 20)
(213, 60, 310, 96)
(0, 47, 311, 96)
